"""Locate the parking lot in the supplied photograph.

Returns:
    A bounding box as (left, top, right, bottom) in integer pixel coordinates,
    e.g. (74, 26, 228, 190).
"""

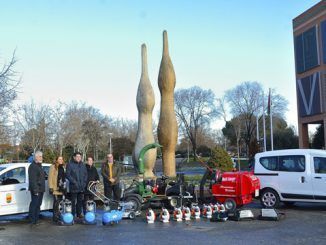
(1, 201, 326, 245)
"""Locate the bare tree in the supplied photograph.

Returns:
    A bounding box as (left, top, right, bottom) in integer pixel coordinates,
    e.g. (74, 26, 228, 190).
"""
(14, 100, 53, 153)
(0, 51, 20, 144)
(224, 81, 288, 155)
(175, 86, 220, 158)
(0, 51, 20, 114)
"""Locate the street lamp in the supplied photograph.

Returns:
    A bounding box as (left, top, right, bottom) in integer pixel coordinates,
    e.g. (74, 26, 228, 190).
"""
(108, 133, 113, 154)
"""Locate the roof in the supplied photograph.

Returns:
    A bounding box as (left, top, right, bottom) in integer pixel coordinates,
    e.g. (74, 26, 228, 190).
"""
(256, 149, 326, 157)
(0, 162, 51, 168)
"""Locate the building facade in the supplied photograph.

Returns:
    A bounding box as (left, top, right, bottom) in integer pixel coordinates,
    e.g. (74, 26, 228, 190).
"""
(293, 1, 326, 149)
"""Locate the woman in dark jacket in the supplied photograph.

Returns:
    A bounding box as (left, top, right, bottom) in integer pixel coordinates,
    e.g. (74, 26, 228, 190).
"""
(83, 156, 99, 214)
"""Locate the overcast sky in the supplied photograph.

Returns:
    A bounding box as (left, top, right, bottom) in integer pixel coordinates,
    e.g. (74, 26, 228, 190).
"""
(0, 0, 321, 130)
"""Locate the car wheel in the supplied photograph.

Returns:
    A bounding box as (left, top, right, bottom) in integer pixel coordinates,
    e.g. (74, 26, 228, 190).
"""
(260, 189, 280, 208)
(224, 198, 237, 212)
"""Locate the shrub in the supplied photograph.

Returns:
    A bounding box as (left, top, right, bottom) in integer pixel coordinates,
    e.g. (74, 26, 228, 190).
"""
(208, 146, 233, 172)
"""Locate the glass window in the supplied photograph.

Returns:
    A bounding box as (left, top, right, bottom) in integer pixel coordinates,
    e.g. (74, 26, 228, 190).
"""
(0, 166, 7, 172)
(259, 157, 278, 171)
(294, 26, 319, 73)
(321, 20, 326, 64)
(279, 155, 305, 172)
(0, 167, 26, 185)
(314, 157, 326, 174)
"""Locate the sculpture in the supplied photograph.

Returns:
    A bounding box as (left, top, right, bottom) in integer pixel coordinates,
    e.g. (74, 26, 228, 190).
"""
(157, 30, 178, 177)
(133, 44, 157, 179)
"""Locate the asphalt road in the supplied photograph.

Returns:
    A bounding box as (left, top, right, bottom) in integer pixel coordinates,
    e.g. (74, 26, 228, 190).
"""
(1, 201, 326, 245)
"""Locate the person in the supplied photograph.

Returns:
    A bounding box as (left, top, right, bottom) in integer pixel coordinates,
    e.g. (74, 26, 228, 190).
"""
(27, 153, 34, 163)
(28, 151, 45, 225)
(48, 156, 66, 222)
(83, 156, 99, 214)
(66, 152, 87, 218)
(101, 153, 121, 201)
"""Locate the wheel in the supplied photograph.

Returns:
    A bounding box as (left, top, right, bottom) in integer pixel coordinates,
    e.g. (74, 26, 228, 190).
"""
(125, 195, 141, 212)
(260, 189, 280, 208)
(129, 211, 135, 219)
(169, 198, 178, 208)
(224, 198, 237, 212)
(283, 201, 295, 207)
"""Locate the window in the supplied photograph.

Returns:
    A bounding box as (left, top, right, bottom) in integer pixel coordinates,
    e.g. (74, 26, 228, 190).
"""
(321, 20, 326, 64)
(279, 155, 305, 172)
(259, 157, 278, 171)
(314, 157, 326, 174)
(294, 26, 319, 73)
(0, 167, 26, 185)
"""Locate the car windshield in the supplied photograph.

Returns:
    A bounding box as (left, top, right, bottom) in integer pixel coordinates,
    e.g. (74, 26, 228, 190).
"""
(0, 166, 7, 172)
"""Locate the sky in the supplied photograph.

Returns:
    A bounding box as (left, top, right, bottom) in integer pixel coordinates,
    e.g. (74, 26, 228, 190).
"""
(0, 0, 321, 131)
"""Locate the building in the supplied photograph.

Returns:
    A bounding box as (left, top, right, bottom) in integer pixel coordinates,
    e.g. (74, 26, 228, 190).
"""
(293, 0, 326, 149)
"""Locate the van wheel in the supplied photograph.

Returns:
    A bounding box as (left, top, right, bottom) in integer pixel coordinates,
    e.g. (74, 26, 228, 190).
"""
(260, 189, 280, 208)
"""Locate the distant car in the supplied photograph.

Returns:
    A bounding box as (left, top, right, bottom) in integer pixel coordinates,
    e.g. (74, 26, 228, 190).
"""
(0, 162, 53, 216)
(122, 155, 134, 169)
(254, 149, 326, 208)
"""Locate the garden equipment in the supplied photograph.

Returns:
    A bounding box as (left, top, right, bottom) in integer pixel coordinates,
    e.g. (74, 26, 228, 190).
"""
(160, 207, 170, 223)
(210, 204, 228, 222)
(58, 197, 74, 226)
(202, 204, 213, 219)
(83, 200, 97, 225)
(230, 209, 255, 221)
(258, 209, 285, 221)
(146, 208, 156, 223)
(173, 207, 182, 221)
(124, 143, 194, 209)
(199, 157, 260, 212)
(88, 181, 138, 223)
(191, 205, 201, 219)
(182, 206, 191, 221)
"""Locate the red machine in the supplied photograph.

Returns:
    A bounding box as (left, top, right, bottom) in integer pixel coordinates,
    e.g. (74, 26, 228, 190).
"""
(211, 171, 260, 211)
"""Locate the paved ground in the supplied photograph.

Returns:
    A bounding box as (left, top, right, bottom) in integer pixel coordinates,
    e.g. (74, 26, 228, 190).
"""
(1, 201, 326, 245)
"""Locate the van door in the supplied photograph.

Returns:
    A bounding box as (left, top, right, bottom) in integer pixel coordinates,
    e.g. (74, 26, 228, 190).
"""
(278, 155, 314, 200)
(311, 156, 326, 200)
(0, 166, 30, 215)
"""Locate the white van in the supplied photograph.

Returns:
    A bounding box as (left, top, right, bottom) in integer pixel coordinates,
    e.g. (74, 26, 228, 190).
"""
(254, 149, 326, 208)
(0, 163, 53, 216)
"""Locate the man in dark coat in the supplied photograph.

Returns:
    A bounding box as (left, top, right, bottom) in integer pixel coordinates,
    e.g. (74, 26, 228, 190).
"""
(28, 151, 45, 225)
(101, 153, 121, 201)
(83, 156, 99, 214)
(66, 152, 87, 218)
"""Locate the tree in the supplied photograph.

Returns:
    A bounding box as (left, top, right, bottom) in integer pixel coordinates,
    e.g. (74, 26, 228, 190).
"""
(15, 101, 53, 154)
(0, 51, 20, 144)
(175, 86, 220, 158)
(224, 81, 288, 156)
(208, 146, 233, 172)
(0, 51, 20, 117)
(111, 137, 134, 160)
(312, 124, 324, 149)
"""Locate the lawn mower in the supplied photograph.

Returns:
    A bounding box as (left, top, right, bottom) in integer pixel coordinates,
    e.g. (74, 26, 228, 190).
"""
(199, 157, 260, 212)
(124, 143, 195, 209)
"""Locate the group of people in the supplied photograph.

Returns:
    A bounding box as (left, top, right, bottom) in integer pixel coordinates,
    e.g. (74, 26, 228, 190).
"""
(28, 151, 121, 225)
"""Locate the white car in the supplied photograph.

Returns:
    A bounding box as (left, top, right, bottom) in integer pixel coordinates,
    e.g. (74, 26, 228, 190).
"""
(0, 162, 53, 216)
(254, 149, 326, 208)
